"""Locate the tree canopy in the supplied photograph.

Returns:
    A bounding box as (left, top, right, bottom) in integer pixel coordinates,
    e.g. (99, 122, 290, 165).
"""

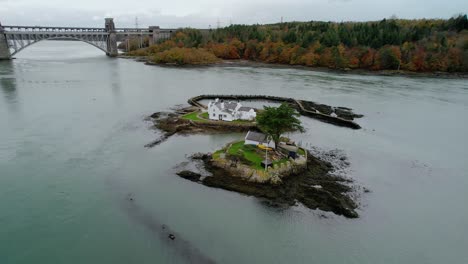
(127, 14, 468, 72)
(256, 103, 304, 150)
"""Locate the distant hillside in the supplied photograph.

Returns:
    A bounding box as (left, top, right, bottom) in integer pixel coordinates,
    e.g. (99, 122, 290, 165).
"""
(126, 15, 468, 72)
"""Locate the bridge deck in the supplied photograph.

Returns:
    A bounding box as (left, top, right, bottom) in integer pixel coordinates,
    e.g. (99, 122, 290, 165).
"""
(2, 26, 177, 34)
(0, 18, 177, 59)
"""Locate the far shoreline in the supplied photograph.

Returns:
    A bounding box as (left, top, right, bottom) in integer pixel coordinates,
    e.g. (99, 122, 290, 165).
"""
(118, 55, 468, 79)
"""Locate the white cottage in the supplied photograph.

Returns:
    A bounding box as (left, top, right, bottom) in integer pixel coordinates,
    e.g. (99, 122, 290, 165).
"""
(244, 131, 276, 149)
(207, 99, 256, 122)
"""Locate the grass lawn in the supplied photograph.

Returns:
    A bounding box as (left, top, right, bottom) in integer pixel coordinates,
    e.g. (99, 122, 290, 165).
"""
(181, 111, 207, 122)
(226, 141, 289, 170)
(200, 112, 209, 119)
(228, 141, 264, 170)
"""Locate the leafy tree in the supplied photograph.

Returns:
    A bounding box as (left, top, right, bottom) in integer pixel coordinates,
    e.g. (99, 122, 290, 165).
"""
(256, 103, 304, 150)
(322, 28, 340, 47)
(377, 46, 401, 69)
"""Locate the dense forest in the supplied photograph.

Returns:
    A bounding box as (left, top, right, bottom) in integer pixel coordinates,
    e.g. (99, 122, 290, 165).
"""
(125, 15, 468, 72)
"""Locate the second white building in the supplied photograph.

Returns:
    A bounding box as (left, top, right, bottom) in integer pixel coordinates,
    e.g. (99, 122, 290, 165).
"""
(207, 99, 256, 121)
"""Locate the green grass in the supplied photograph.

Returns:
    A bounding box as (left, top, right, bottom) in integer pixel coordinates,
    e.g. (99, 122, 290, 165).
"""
(181, 111, 207, 122)
(212, 149, 224, 159)
(297, 148, 306, 156)
(227, 141, 266, 170)
(215, 140, 297, 171)
(200, 112, 209, 119)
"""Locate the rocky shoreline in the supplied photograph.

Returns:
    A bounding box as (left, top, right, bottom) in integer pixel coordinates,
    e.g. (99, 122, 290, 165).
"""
(145, 95, 363, 147)
(176, 152, 359, 218)
(146, 97, 364, 218)
(145, 108, 254, 148)
(119, 56, 468, 79)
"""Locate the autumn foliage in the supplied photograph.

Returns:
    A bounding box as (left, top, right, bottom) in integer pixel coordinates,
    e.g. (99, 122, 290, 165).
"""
(127, 15, 468, 72)
(150, 48, 219, 65)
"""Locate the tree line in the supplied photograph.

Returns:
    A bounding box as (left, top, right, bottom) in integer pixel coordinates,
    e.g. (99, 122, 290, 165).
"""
(126, 14, 468, 71)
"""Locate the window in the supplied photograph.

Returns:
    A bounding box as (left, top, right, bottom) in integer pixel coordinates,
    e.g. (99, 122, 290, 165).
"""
(224, 115, 227, 118)
(213, 113, 215, 117)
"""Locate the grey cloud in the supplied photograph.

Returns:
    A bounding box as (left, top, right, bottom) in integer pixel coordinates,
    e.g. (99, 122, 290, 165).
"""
(0, 0, 466, 27)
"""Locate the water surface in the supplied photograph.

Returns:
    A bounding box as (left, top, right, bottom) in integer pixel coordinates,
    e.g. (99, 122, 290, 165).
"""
(1, 41, 467, 263)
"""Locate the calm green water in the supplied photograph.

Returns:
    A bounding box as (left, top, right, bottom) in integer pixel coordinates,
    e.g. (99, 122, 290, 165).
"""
(1, 41, 467, 264)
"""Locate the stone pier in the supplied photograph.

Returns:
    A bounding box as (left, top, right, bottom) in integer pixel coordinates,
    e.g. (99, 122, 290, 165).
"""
(0, 22, 12, 60)
(148, 26, 161, 46)
(105, 18, 118, 57)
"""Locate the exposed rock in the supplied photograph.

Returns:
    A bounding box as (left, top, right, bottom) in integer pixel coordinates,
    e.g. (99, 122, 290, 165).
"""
(178, 152, 360, 218)
(300, 100, 363, 120)
(176, 170, 202, 182)
(150, 112, 161, 119)
(190, 153, 212, 160)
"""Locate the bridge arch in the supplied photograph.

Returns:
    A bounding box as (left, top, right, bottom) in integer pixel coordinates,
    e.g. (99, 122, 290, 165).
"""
(10, 36, 109, 56)
(4, 31, 110, 57)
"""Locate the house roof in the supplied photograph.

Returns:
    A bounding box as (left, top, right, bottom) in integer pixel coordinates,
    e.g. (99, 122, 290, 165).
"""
(210, 99, 255, 113)
(238, 106, 254, 111)
(213, 101, 238, 113)
(245, 131, 267, 143)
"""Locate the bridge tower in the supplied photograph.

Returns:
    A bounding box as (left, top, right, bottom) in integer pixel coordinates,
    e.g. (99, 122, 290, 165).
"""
(0, 22, 12, 60)
(148, 26, 161, 46)
(105, 18, 118, 57)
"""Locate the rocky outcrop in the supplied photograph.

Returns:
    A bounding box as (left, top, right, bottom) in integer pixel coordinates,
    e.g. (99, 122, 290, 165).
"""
(210, 155, 307, 184)
(176, 152, 359, 218)
(176, 171, 202, 182)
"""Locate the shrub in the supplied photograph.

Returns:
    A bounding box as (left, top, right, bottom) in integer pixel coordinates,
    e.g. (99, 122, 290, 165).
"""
(150, 48, 220, 65)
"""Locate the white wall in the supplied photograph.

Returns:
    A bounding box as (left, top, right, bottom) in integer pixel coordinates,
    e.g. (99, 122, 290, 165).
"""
(238, 109, 256, 120)
(208, 104, 234, 121)
(208, 100, 255, 121)
(245, 139, 259, 146)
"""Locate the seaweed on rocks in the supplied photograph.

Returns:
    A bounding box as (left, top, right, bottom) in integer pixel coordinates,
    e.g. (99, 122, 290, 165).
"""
(299, 100, 363, 120)
(177, 151, 360, 218)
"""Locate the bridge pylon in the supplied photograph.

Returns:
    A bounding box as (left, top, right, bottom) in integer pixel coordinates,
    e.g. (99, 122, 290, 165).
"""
(0, 22, 12, 60)
(148, 26, 161, 46)
(105, 18, 118, 57)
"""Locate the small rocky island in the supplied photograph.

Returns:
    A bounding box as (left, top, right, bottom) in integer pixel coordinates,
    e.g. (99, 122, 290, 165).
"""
(147, 95, 364, 218)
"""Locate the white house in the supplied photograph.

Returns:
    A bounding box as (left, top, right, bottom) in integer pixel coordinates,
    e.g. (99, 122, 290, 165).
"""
(207, 98, 256, 122)
(244, 131, 276, 149)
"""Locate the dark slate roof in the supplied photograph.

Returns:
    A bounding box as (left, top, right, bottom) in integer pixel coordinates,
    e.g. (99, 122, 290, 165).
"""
(214, 101, 238, 112)
(238, 106, 254, 111)
(245, 131, 267, 142)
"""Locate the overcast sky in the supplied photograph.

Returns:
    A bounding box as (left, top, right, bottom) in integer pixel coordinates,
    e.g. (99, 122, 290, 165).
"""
(0, 0, 466, 28)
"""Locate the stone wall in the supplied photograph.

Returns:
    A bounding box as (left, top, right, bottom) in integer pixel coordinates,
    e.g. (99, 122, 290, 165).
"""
(188, 94, 361, 129)
(211, 150, 307, 184)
